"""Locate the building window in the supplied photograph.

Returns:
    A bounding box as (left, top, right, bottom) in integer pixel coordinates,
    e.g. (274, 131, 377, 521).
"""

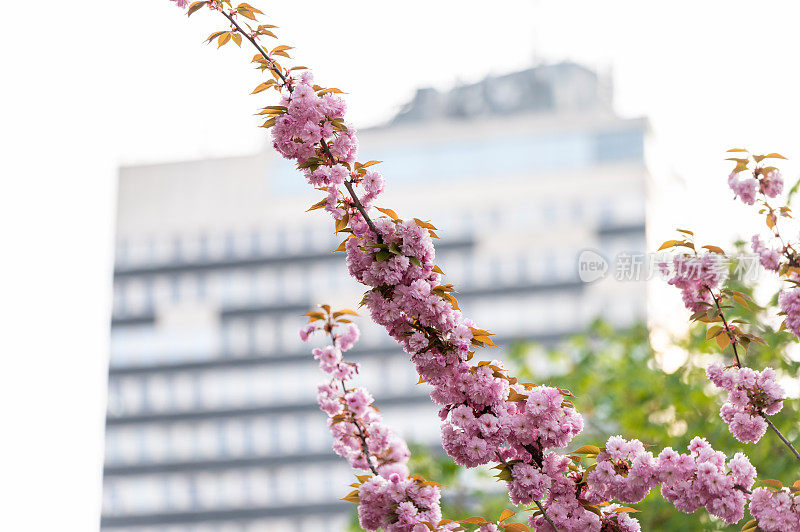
(170, 274, 181, 302)
(172, 236, 183, 262)
(196, 273, 206, 299)
(595, 129, 644, 162)
(225, 232, 236, 259)
(199, 233, 209, 260)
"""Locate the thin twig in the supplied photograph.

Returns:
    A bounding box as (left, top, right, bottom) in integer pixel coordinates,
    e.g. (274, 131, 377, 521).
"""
(496, 452, 559, 531)
(222, 10, 383, 242)
(709, 289, 741, 367)
(318, 138, 382, 241)
(327, 326, 379, 476)
(762, 414, 800, 463)
(533, 499, 558, 531)
(220, 9, 292, 91)
(708, 287, 800, 463)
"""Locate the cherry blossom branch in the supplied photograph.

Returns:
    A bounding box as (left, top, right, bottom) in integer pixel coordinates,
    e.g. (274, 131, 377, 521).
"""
(215, 4, 383, 246)
(339, 382, 381, 476)
(706, 286, 800, 464)
(220, 7, 383, 243)
(660, 234, 798, 464)
(302, 307, 452, 529)
(314, 319, 384, 477)
(318, 137, 382, 239)
(178, 3, 789, 528)
(219, 8, 292, 91)
(532, 500, 556, 531)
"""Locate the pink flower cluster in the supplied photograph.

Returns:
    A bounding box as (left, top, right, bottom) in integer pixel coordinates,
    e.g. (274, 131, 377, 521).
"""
(358, 474, 449, 532)
(729, 172, 758, 205)
(706, 363, 785, 443)
(523, 451, 643, 532)
(584, 436, 657, 504)
(779, 288, 800, 339)
(761, 170, 784, 198)
(661, 254, 725, 312)
(728, 169, 783, 205)
(658, 438, 755, 525)
(271, 73, 370, 221)
(585, 436, 756, 526)
(169, 0, 189, 8)
(752, 235, 781, 272)
(348, 218, 436, 288)
(272, 74, 355, 164)
(442, 382, 582, 470)
(303, 318, 454, 531)
(750, 486, 800, 531)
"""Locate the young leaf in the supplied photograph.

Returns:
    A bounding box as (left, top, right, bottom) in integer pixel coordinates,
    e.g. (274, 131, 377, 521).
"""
(571, 445, 602, 455)
(716, 332, 730, 350)
(376, 207, 400, 220)
(461, 517, 489, 525)
(658, 239, 683, 251)
(187, 1, 208, 16)
(702, 245, 725, 255)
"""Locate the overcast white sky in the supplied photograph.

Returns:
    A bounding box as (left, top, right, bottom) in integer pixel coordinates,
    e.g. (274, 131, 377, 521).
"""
(2, 0, 800, 529)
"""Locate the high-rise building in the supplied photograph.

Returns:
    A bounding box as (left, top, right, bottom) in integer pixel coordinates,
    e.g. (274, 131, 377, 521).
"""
(101, 62, 650, 531)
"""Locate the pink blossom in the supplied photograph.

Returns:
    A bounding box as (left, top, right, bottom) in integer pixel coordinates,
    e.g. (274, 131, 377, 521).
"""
(760, 170, 784, 198)
(779, 288, 800, 339)
(750, 486, 800, 531)
(728, 172, 758, 205)
(752, 235, 781, 271)
(663, 253, 725, 313)
(706, 363, 784, 443)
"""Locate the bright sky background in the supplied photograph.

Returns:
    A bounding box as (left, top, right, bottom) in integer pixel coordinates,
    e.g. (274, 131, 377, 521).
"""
(2, 0, 800, 529)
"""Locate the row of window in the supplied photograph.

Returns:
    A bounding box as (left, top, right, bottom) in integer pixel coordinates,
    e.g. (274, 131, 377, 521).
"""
(104, 403, 441, 467)
(103, 462, 354, 516)
(115, 224, 341, 270)
(104, 515, 349, 532)
(114, 192, 644, 271)
(110, 242, 607, 321)
(105, 413, 327, 466)
(108, 284, 644, 370)
(106, 354, 421, 418)
(112, 261, 351, 318)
